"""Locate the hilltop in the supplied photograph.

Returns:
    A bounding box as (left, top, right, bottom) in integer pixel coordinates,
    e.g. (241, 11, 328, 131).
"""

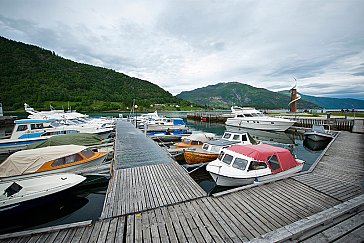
(177, 82, 319, 109)
(0, 36, 191, 111)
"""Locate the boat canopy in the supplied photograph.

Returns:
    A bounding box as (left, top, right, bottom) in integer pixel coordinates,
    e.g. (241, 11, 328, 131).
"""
(227, 144, 300, 172)
(187, 133, 215, 143)
(0, 145, 87, 177)
(26, 133, 103, 149)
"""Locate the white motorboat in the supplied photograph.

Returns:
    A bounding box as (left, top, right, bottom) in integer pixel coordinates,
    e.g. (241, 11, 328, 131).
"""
(0, 173, 86, 217)
(225, 106, 295, 132)
(304, 125, 335, 142)
(206, 144, 304, 187)
(25, 103, 116, 130)
(0, 118, 113, 154)
(0, 145, 107, 181)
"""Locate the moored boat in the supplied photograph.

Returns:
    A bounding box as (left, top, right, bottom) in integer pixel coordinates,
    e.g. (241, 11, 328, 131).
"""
(206, 144, 304, 187)
(225, 106, 295, 131)
(0, 145, 107, 181)
(184, 131, 257, 165)
(168, 133, 215, 161)
(304, 125, 335, 142)
(0, 173, 86, 217)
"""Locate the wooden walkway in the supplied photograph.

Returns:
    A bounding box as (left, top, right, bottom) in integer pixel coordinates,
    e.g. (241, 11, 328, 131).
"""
(0, 130, 363, 242)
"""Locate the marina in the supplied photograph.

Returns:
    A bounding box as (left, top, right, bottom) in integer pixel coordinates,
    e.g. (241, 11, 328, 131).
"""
(0, 118, 362, 242)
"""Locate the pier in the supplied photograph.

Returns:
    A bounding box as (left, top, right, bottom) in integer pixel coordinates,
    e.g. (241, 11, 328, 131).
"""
(0, 120, 363, 242)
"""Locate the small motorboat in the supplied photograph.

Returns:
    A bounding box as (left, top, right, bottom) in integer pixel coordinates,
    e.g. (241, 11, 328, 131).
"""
(184, 131, 257, 165)
(0, 173, 86, 217)
(0, 144, 108, 181)
(206, 144, 304, 187)
(168, 133, 215, 161)
(304, 125, 335, 142)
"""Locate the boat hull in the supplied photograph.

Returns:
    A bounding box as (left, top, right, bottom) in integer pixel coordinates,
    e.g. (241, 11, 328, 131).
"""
(184, 150, 218, 165)
(225, 118, 294, 132)
(304, 132, 333, 142)
(0, 137, 48, 154)
(0, 173, 86, 217)
(210, 163, 304, 187)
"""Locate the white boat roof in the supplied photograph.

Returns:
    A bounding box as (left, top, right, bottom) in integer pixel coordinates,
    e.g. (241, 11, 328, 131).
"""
(0, 145, 87, 177)
(187, 133, 215, 143)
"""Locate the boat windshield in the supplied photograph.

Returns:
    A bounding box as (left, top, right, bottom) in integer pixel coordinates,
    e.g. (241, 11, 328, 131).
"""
(232, 158, 248, 171)
(81, 149, 95, 159)
(222, 154, 234, 165)
(223, 133, 231, 139)
(202, 144, 209, 151)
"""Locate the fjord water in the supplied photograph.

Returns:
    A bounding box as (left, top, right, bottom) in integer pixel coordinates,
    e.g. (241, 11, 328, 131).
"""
(0, 111, 328, 234)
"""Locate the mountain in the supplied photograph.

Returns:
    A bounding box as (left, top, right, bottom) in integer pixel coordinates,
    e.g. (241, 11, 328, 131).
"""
(0, 36, 191, 111)
(177, 82, 319, 109)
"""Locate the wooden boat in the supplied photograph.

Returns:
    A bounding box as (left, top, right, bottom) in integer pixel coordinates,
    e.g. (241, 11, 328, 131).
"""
(184, 148, 220, 164)
(0, 144, 107, 181)
(167, 133, 215, 162)
(0, 173, 86, 217)
(206, 144, 304, 187)
(183, 131, 257, 165)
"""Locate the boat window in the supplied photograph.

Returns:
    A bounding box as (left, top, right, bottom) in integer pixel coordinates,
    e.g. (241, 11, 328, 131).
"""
(232, 134, 240, 141)
(65, 153, 83, 164)
(218, 151, 225, 160)
(241, 134, 247, 141)
(211, 145, 221, 153)
(184, 139, 191, 144)
(191, 141, 200, 145)
(223, 133, 231, 139)
(245, 114, 254, 117)
(16, 125, 28, 132)
(237, 114, 245, 117)
(52, 157, 65, 166)
(30, 123, 43, 130)
(267, 155, 281, 170)
(81, 149, 95, 158)
(222, 154, 234, 165)
(202, 144, 209, 150)
(248, 161, 267, 170)
(52, 153, 83, 167)
(232, 158, 248, 170)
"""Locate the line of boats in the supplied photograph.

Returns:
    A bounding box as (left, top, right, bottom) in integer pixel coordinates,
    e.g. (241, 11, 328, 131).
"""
(0, 104, 336, 218)
(0, 104, 116, 217)
(143, 106, 336, 188)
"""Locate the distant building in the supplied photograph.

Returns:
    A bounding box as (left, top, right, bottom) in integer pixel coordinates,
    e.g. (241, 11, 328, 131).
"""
(0, 103, 3, 117)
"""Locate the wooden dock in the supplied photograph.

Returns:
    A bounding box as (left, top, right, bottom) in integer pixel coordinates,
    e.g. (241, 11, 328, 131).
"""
(0, 121, 363, 242)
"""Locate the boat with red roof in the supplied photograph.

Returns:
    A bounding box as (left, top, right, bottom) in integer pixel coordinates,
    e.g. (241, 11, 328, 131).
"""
(206, 144, 304, 187)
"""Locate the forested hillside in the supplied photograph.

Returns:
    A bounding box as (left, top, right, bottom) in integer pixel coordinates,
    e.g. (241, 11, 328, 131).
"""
(0, 36, 191, 111)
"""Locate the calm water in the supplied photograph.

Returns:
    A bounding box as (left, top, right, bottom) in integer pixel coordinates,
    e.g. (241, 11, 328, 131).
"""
(0, 112, 329, 234)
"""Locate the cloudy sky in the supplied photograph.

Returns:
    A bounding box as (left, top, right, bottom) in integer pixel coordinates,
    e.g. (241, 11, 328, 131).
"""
(1, 0, 364, 99)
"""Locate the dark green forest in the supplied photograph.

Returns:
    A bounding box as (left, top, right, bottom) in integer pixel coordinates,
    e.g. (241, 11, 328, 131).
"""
(0, 36, 192, 111)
